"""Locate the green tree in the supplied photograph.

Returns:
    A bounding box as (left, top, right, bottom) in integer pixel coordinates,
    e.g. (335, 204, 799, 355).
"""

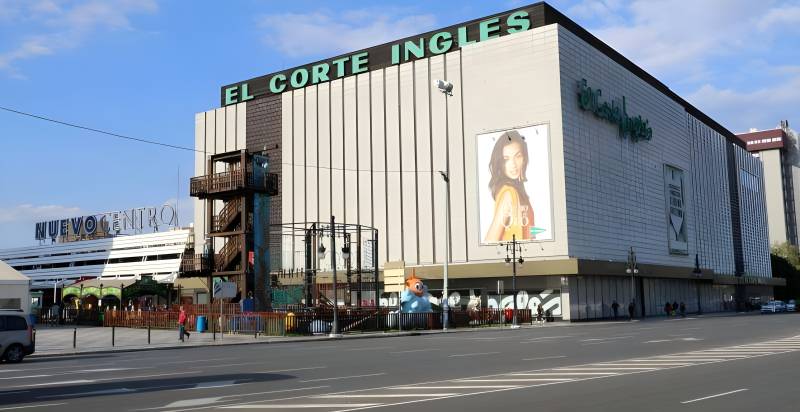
(771, 242, 800, 300)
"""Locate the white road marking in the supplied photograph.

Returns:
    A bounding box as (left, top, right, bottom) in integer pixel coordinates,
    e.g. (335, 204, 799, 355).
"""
(580, 336, 633, 342)
(315, 394, 456, 398)
(258, 366, 327, 374)
(388, 386, 520, 389)
(0, 375, 50, 380)
(39, 388, 134, 398)
(17, 379, 93, 388)
(300, 373, 386, 383)
(221, 404, 379, 409)
(521, 355, 567, 361)
(344, 346, 395, 352)
(458, 378, 574, 382)
(521, 336, 573, 342)
(183, 381, 238, 390)
(556, 367, 657, 370)
(448, 352, 500, 358)
(388, 349, 439, 354)
(0, 403, 67, 411)
(0, 370, 22, 373)
(510, 372, 617, 376)
(165, 398, 225, 408)
(592, 363, 688, 367)
(681, 388, 748, 404)
(644, 340, 671, 343)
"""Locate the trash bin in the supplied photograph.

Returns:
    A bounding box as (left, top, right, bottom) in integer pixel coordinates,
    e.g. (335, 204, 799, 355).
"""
(196, 315, 207, 333)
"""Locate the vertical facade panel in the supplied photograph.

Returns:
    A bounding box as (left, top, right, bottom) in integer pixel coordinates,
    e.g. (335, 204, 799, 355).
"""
(399, 63, 419, 264)
(281, 92, 294, 267)
(445, 51, 468, 263)
(370, 71, 388, 268)
(384, 67, 403, 262)
(429, 55, 447, 264)
(235, 102, 246, 150)
(318, 84, 332, 222)
(357, 73, 374, 229)
(225, 105, 236, 152)
(414, 61, 434, 264)
(343, 76, 359, 226)
(306, 86, 319, 223)
(330, 80, 346, 223)
(293, 90, 307, 226)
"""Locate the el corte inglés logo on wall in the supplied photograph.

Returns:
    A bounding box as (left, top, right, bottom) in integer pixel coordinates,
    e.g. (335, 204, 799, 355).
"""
(577, 79, 653, 142)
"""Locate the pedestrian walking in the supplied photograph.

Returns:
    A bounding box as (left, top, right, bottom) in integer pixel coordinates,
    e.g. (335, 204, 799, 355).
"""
(664, 302, 672, 317)
(628, 301, 635, 320)
(537, 303, 544, 325)
(611, 300, 619, 320)
(672, 301, 679, 317)
(178, 306, 190, 342)
(679, 302, 686, 318)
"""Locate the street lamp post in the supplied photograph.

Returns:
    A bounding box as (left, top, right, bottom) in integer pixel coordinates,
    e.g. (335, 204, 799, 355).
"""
(626, 247, 638, 317)
(502, 235, 524, 328)
(329, 216, 342, 338)
(435, 79, 453, 331)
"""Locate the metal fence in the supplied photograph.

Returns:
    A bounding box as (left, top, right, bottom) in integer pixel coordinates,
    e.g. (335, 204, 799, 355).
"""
(102, 307, 534, 336)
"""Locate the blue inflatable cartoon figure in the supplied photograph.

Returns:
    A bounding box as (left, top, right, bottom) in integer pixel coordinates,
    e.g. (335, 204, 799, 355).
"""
(400, 274, 432, 313)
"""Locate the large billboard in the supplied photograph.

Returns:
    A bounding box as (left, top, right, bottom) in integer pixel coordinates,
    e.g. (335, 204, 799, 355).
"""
(477, 124, 553, 244)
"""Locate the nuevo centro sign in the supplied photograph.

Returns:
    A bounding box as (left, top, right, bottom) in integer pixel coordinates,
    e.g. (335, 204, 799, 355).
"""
(221, 7, 543, 106)
(35, 205, 178, 241)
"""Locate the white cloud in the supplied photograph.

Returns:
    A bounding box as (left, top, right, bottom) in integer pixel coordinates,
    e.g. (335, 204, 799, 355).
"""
(757, 5, 800, 30)
(0, 204, 82, 223)
(687, 71, 800, 132)
(257, 8, 437, 58)
(0, 0, 158, 76)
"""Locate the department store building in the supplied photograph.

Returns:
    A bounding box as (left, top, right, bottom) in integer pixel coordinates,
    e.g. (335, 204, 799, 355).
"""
(193, 2, 779, 320)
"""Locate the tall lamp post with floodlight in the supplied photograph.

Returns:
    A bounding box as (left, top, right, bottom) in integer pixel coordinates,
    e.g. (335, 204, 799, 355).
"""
(434, 79, 453, 331)
(500, 234, 524, 328)
(626, 247, 638, 316)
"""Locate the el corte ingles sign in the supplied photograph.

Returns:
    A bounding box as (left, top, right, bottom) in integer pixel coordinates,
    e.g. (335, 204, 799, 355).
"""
(221, 8, 541, 106)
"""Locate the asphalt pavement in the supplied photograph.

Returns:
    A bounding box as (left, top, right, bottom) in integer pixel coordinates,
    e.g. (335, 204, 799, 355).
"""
(2, 312, 799, 411)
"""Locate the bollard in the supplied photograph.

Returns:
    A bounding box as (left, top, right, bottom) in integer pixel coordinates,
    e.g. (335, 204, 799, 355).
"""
(147, 325, 151, 344)
(112, 326, 115, 347)
(73, 327, 76, 349)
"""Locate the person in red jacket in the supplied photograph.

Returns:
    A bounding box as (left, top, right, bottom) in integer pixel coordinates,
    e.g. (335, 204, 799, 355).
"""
(178, 306, 190, 342)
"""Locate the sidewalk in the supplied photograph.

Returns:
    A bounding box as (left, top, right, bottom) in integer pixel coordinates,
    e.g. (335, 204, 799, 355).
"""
(31, 322, 567, 357)
(30, 311, 760, 358)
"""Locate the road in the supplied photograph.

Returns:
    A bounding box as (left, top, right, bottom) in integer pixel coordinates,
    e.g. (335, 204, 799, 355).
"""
(1, 313, 799, 411)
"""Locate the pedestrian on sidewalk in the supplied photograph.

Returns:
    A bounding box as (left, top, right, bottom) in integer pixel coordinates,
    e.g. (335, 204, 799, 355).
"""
(672, 301, 679, 317)
(628, 301, 635, 320)
(537, 303, 544, 325)
(679, 302, 686, 318)
(611, 300, 619, 320)
(178, 306, 190, 342)
(664, 302, 672, 318)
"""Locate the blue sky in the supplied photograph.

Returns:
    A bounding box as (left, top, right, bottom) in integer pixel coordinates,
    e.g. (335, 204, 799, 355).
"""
(1, 0, 798, 248)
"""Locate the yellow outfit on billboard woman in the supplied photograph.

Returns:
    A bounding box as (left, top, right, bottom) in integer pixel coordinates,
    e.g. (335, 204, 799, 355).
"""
(495, 185, 534, 241)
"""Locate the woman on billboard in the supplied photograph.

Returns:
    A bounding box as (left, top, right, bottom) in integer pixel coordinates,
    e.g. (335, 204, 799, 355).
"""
(484, 130, 535, 242)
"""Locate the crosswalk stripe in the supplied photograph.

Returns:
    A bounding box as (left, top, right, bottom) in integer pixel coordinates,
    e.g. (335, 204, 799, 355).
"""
(590, 363, 688, 367)
(389, 386, 521, 389)
(510, 372, 617, 376)
(220, 404, 381, 409)
(555, 367, 657, 370)
(458, 378, 574, 382)
(314, 394, 457, 398)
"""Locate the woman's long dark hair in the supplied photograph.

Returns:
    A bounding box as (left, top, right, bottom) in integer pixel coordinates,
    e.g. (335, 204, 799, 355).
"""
(488, 130, 531, 206)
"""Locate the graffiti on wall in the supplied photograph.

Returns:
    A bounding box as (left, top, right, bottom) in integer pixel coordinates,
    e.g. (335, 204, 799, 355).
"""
(487, 289, 561, 316)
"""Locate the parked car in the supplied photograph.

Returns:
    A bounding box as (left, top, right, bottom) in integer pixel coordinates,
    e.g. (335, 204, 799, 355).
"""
(787, 300, 797, 312)
(761, 300, 787, 314)
(0, 312, 35, 363)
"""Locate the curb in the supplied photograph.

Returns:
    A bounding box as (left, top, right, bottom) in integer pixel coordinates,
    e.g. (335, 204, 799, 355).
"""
(29, 322, 566, 359)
